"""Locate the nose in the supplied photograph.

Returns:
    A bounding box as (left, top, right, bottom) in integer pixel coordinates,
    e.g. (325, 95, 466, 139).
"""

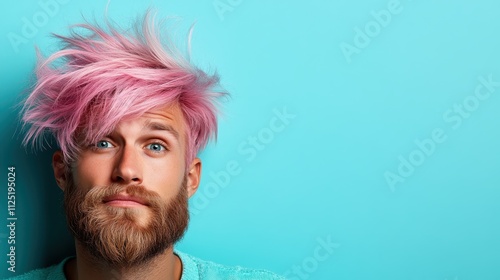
(111, 144, 143, 184)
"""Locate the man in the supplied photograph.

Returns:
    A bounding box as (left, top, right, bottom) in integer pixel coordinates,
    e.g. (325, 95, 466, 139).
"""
(9, 10, 284, 280)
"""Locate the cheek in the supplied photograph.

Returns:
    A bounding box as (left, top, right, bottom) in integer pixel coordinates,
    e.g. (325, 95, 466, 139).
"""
(72, 154, 113, 187)
(146, 157, 185, 198)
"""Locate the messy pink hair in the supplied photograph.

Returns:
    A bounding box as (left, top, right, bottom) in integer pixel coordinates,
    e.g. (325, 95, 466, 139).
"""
(21, 10, 225, 167)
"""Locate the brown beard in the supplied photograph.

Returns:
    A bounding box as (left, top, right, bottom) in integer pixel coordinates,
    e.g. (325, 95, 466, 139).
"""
(64, 174, 189, 268)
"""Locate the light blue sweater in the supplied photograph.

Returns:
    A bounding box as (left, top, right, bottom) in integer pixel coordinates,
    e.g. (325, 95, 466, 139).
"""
(5, 250, 285, 280)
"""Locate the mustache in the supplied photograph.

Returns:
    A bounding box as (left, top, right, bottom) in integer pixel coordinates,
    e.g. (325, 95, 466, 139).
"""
(83, 184, 163, 209)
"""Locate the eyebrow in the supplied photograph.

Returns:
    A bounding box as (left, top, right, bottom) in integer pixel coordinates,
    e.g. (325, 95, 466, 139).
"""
(143, 120, 180, 141)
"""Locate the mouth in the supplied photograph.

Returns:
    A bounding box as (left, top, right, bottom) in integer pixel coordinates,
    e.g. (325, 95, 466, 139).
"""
(102, 193, 149, 207)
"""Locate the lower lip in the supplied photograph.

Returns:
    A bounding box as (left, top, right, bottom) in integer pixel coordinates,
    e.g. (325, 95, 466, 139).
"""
(105, 200, 145, 207)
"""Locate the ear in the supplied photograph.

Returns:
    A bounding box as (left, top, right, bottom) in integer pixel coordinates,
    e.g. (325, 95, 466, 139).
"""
(52, 151, 68, 191)
(186, 158, 201, 198)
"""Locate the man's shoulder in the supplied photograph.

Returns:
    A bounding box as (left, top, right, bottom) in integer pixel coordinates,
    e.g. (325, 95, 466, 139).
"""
(4, 253, 285, 280)
(4, 267, 50, 280)
(175, 250, 286, 280)
(4, 257, 69, 280)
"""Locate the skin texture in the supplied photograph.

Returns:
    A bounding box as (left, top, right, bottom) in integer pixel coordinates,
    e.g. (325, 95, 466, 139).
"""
(52, 102, 202, 280)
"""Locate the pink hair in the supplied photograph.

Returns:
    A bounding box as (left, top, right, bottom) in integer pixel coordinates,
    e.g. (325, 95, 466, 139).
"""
(21, 11, 225, 167)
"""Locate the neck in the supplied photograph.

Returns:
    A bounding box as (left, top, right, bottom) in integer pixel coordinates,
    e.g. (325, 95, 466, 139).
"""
(64, 241, 182, 280)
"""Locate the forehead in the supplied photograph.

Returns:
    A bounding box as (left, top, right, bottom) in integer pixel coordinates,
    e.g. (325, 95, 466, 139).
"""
(140, 103, 185, 128)
(115, 102, 186, 142)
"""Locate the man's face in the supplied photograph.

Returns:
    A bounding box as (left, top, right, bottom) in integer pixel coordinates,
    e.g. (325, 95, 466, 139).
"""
(56, 103, 200, 267)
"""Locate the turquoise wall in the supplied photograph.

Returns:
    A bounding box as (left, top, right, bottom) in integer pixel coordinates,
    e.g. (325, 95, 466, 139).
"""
(1, 0, 500, 279)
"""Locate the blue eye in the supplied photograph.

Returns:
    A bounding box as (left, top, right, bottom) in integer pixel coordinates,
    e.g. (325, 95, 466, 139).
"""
(147, 143, 166, 152)
(95, 140, 114, 149)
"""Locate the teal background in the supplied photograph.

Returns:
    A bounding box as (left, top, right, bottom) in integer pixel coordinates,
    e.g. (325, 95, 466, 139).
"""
(1, 0, 500, 279)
